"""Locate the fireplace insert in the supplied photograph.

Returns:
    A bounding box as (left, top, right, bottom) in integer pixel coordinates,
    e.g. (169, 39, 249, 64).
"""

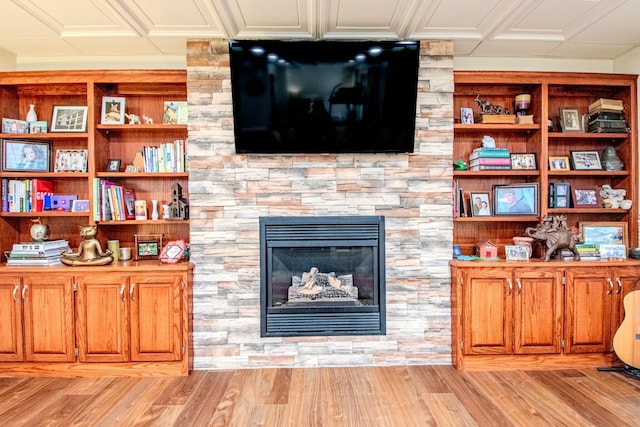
(260, 216, 386, 337)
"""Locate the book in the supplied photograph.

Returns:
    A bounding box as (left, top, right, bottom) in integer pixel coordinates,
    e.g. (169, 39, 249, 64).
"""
(7, 257, 63, 266)
(12, 239, 69, 252)
(469, 157, 511, 166)
(589, 98, 623, 111)
(123, 187, 137, 220)
(31, 179, 53, 212)
(468, 151, 511, 160)
(469, 165, 512, 170)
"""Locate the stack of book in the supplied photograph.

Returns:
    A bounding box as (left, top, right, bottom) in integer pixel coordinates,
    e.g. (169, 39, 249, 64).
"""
(588, 98, 628, 133)
(562, 244, 600, 261)
(468, 147, 511, 170)
(6, 239, 70, 266)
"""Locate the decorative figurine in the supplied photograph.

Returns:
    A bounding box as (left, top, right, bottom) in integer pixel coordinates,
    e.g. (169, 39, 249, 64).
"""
(142, 115, 154, 124)
(601, 146, 624, 171)
(61, 225, 114, 266)
(162, 204, 171, 219)
(524, 215, 583, 261)
(600, 184, 626, 208)
(167, 182, 189, 220)
(475, 95, 510, 115)
(124, 113, 141, 124)
(29, 218, 50, 242)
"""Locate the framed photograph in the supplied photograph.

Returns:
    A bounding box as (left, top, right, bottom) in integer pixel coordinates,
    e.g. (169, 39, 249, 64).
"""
(572, 187, 600, 208)
(493, 183, 539, 216)
(101, 96, 126, 125)
(107, 159, 121, 172)
(71, 199, 90, 212)
(599, 244, 626, 260)
(549, 156, 570, 171)
(54, 149, 88, 172)
(461, 107, 474, 124)
(51, 106, 88, 132)
(1, 139, 51, 172)
(570, 151, 602, 170)
(553, 182, 571, 208)
(163, 101, 188, 124)
(559, 108, 581, 132)
(29, 121, 48, 133)
(510, 153, 536, 170)
(470, 192, 491, 216)
(2, 118, 29, 134)
(134, 200, 147, 220)
(579, 222, 628, 247)
(134, 233, 163, 260)
(505, 245, 530, 261)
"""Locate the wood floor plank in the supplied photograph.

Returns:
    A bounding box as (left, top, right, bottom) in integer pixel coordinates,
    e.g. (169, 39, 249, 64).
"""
(0, 366, 638, 426)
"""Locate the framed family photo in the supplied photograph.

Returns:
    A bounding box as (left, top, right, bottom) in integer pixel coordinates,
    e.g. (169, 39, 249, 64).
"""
(493, 183, 539, 216)
(570, 150, 602, 170)
(1, 139, 51, 172)
(510, 153, 536, 170)
(54, 149, 88, 172)
(549, 156, 570, 171)
(51, 106, 88, 132)
(101, 96, 126, 125)
(559, 108, 581, 132)
(572, 187, 600, 208)
(470, 192, 491, 216)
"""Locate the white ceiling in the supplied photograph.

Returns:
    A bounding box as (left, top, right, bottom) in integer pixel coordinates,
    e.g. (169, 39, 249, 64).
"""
(1, 0, 640, 66)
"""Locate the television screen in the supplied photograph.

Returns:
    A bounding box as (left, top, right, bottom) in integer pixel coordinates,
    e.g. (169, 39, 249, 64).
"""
(229, 40, 419, 154)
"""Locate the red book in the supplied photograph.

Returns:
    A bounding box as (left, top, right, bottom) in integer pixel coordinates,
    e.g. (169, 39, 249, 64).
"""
(31, 179, 53, 212)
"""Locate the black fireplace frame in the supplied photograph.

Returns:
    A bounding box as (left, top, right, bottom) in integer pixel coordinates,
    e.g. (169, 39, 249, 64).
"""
(260, 216, 386, 337)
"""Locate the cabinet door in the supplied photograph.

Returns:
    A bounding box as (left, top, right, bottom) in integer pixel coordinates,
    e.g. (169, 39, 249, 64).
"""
(462, 269, 513, 355)
(565, 268, 612, 354)
(22, 275, 75, 362)
(76, 274, 130, 362)
(513, 269, 563, 354)
(129, 274, 182, 361)
(0, 276, 24, 361)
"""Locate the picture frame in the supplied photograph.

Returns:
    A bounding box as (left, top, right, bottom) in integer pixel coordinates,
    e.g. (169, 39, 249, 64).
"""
(572, 187, 601, 208)
(71, 199, 90, 212)
(559, 108, 581, 132)
(101, 96, 126, 125)
(505, 245, 530, 261)
(107, 159, 121, 172)
(1, 139, 51, 172)
(549, 156, 570, 171)
(493, 183, 539, 216)
(2, 118, 29, 134)
(54, 149, 88, 172)
(134, 233, 163, 260)
(163, 101, 188, 124)
(461, 107, 474, 124)
(579, 221, 628, 247)
(599, 244, 627, 260)
(29, 121, 48, 134)
(510, 153, 536, 170)
(553, 182, 571, 208)
(469, 192, 491, 216)
(570, 150, 602, 170)
(51, 106, 88, 132)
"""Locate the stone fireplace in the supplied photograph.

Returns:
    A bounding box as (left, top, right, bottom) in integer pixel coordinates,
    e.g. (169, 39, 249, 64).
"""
(186, 39, 454, 369)
(260, 216, 385, 337)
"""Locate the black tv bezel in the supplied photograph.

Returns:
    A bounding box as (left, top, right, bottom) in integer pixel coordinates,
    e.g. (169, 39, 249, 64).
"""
(229, 39, 420, 155)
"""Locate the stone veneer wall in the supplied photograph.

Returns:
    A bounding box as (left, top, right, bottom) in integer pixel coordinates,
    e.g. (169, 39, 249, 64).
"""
(186, 39, 454, 369)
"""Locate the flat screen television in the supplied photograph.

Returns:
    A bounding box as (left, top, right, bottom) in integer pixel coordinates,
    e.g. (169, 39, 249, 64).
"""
(229, 40, 419, 154)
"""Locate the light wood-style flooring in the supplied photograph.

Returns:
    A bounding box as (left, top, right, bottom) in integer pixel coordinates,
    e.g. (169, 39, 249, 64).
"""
(0, 366, 639, 426)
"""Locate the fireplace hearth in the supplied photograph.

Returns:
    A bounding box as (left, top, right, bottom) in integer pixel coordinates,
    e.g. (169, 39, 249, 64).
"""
(260, 216, 386, 337)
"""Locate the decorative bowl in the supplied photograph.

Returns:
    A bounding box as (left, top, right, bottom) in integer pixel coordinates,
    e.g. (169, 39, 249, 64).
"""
(629, 247, 640, 259)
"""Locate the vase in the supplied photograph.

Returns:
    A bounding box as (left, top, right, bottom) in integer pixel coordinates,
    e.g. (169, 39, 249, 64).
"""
(151, 199, 159, 220)
(26, 104, 37, 122)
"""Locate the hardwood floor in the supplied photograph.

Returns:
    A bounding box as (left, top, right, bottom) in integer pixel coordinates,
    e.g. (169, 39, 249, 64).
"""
(0, 366, 638, 426)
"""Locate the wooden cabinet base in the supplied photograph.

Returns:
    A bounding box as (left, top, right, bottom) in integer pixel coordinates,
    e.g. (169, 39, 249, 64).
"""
(0, 359, 189, 377)
(454, 353, 617, 372)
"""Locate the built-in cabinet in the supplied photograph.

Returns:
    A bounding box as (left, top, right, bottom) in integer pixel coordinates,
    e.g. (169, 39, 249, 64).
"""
(451, 260, 640, 370)
(453, 71, 638, 256)
(0, 70, 189, 257)
(0, 259, 192, 376)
